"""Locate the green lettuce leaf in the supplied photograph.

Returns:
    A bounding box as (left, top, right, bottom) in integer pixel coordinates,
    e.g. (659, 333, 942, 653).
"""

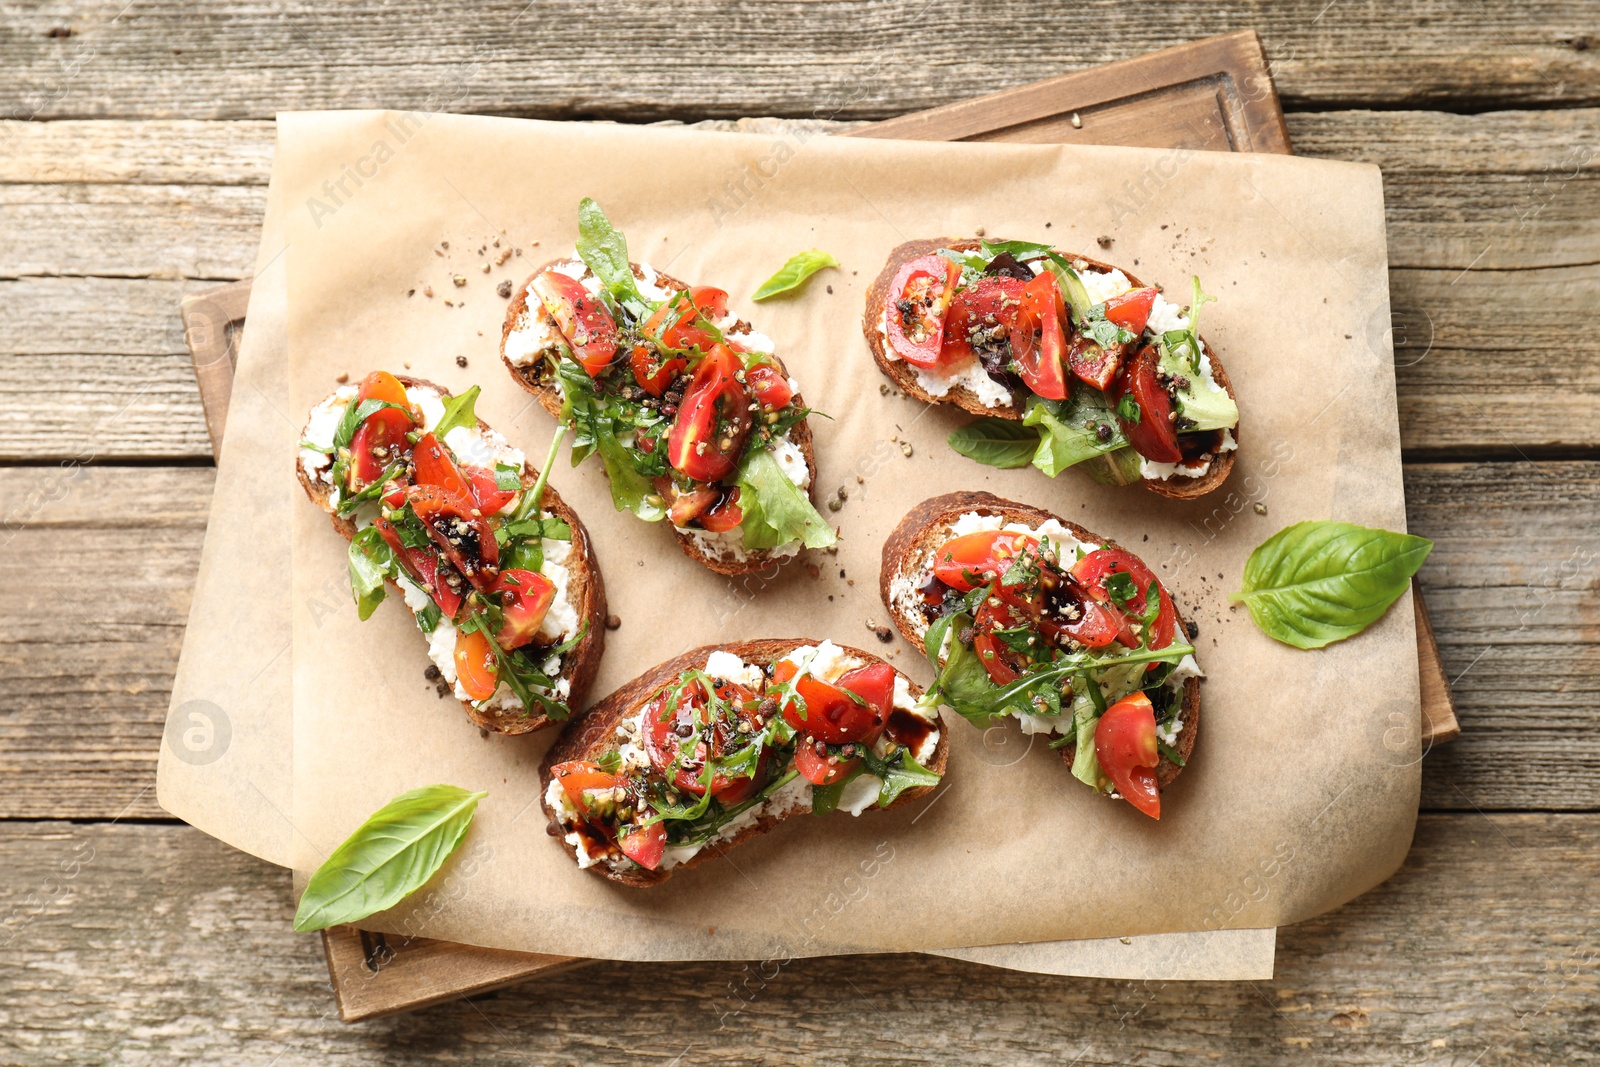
(735, 447, 836, 551)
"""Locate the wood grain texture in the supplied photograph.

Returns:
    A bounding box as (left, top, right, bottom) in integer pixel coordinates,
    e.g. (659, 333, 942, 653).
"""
(2, 815, 1596, 1064)
(1, 461, 1595, 820)
(5, 111, 1599, 459)
(4, 2, 1600, 121)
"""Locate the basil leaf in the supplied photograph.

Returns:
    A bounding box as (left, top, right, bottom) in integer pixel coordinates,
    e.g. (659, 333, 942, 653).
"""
(947, 419, 1040, 469)
(751, 249, 839, 301)
(347, 526, 398, 621)
(430, 385, 480, 440)
(735, 446, 837, 551)
(1231, 521, 1433, 649)
(292, 784, 487, 932)
(576, 197, 645, 306)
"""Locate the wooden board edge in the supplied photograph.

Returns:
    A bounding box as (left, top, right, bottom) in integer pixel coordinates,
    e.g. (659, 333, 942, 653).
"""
(179, 278, 252, 459)
(321, 926, 591, 1023)
(1412, 586, 1461, 746)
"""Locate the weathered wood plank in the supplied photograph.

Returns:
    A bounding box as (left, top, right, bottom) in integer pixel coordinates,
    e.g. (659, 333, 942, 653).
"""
(4, 2, 1600, 122)
(1, 462, 1596, 820)
(2, 815, 1595, 1064)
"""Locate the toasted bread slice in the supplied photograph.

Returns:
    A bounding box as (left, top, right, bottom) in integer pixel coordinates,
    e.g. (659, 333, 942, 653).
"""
(500, 258, 821, 576)
(296, 375, 607, 734)
(863, 238, 1237, 500)
(879, 491, 1197, 789)
(540, 638, 949, 887)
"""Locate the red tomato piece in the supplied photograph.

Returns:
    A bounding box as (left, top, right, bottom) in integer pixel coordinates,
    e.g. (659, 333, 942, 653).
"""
(1014, 273, 1069, 400)
(411, 433, 476, 506)
(698, 489, 743, 533)
(666, 484, 719, 527)
(1071, 549, 1176, 651)
(381, 475, 409, 510)
(454, 628, 499, 702)
(642, 677, 764, 799)
(772, 660, 888, 745)
(1103, 287, 1158, 335)
(617, 820, 666, 870)
(643, 289, 722, 355)
(1036, 572, 1126, 650)
(941, 275, 1027, 365)
(1094, 692, 1161, 819)
(666, 344, 753, 484)
(407, 483, 500, 591)
(532, 271, 618, 376)
(462, 464, 517, 516)
(629, 343, 687, 396)
(794, 741, 862, 787)
(745, 364, 794, 409)
(550, 761, 622, 816)
(374, 515, 463, 619)
(885, 254, 963, 367)
(347, 406, 413, 490)
(972, 598, 1030, 685)
(932, 530, 1040, 592)
(491, 568, 555, 650)
(1066, 334, 1124, 391)
(1110, 344, 1182, 464)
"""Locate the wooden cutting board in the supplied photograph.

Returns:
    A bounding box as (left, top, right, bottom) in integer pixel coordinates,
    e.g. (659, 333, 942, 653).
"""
(181, 29, 1456, 1022)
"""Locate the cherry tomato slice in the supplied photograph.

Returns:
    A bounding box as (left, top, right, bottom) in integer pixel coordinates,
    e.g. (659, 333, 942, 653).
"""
(666, 484, 719, 527)
(411, 433, 476, 506)
(1066, 334, 1124, 391)
(772, 661, 888, 745)
(462, 464, 517, 516)
(698, 489, 743, 533)
(491, 568, 555, 650)
(1103, 287, 1157, 335)
(348, 406, 413, 490)
(1094, 692, 1161, 819)
(667, 345, 753, 484)
(642, 677, 763, 798)
(1110, 344, 1183, 464)
(550, 761, 621, 816)
(374, 516, 463, 619)
(407, 483, 500, 592)
(932, 530, 1040, 591)
(941, 275, 1027, 365)
(629, 343, 687, 396)
(1015, 273, 1069, 401)
(885, 254, 963, 367)
(454, 628, 499, 702)
(617, 820, 666, 870)
(532, 271, 618, 376)
(1035, 570, 1126, 650)
(381, 475, 409, 510)
(745, 364, 794, 409)
(356, 371, 419, 421)
(1071, 549, 1176, 651)
(972, 598, 1030, 685)
(794, 741, 862, 787)
(643, 289, 722, 355)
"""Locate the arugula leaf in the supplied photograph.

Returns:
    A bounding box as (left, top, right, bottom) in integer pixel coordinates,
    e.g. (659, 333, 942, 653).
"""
(557, 358, 665, 521)
(416, 602, 442, 634)
(390, 506, 432, 550)
(1102, 570, 1139, 608)
(857, 746, 942, 808)
(461, 610, 578, 721)
(1231, 521, 1432, 649)
(493, 462, 523, 492)
(430, 385, 480, 440)
(947, 419, 1040, 469)
(1158, 342, 1238, 432)
(293, 784, 486, 932)
(923, 612, 1014, 726)
(576, 197, 645, 307)
(735, 447, 836, 551)
(332, 398, 410, 452)
(347, 526, 398, 621)
(751, 250, 839, 301)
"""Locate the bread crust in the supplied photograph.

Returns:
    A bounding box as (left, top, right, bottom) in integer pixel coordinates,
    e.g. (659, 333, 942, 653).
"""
(539, 638, 950, 888)
(879, 491, 1198, 790)
(295, 375, 607, 735)
(500, 259, 821, 576)
(863, 238, 1237, 499)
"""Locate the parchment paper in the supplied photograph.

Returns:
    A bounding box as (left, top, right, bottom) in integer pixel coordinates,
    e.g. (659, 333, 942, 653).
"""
(273, 111, 1418, 962)
(156, 163, 297, 867)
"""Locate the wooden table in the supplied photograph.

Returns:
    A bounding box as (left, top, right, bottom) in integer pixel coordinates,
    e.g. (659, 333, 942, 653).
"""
(2, 6, 1597, 1063)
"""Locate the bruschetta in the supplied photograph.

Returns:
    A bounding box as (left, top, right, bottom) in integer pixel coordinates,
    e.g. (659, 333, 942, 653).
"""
(297, 371, 606, 733)
(880, 492, 1201, 819)
(540, 638, 946, 886)
(865, 238, 1241, 500)
(501, 199, 835, 575)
